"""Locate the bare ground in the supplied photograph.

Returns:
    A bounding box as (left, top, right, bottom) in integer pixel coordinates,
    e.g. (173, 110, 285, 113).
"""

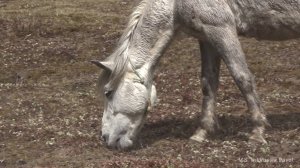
(0, 0, 299, 167)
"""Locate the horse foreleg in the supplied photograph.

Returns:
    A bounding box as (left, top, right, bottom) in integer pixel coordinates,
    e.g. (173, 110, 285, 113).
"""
(190, 42, 221, 142)
(206, 27, 269, 143)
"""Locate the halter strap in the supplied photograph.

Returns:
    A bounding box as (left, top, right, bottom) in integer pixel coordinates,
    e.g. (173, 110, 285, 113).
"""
(128, 59, 145, 84)
(129, 59, 155, 112)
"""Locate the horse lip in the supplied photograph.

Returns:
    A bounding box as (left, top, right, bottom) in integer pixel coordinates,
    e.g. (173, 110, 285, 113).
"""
(118, 136, 134, 150)
(101, 134, 109, 143)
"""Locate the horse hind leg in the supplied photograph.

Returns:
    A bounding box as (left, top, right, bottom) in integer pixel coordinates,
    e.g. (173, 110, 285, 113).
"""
(205, 27, 270, 143)
(190, 41, 221, 142)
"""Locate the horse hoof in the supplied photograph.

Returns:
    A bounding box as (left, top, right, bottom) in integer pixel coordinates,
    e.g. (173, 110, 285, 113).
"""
(190, 129, 207, 143)
(249, 134, 267, 144)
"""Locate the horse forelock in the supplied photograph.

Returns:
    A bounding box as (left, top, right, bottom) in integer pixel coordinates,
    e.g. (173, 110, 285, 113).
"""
(99, 0, 148, 92)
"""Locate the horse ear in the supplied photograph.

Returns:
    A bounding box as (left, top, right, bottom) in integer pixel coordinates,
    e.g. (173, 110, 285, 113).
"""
(90, 60, 113, 72)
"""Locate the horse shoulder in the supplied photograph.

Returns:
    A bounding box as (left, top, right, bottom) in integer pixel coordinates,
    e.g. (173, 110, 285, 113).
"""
(177, 0, 237, 38)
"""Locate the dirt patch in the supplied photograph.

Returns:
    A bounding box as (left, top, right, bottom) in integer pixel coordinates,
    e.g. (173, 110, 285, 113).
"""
(0, 0, 299, 167)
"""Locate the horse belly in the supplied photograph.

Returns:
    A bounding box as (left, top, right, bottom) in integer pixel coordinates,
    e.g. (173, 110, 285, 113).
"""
(245, 14, 300, 40)
(236, 1, 300, 40)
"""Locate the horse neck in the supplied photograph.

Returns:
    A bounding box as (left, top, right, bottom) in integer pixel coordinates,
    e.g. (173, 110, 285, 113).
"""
(125, 0, 176, 86)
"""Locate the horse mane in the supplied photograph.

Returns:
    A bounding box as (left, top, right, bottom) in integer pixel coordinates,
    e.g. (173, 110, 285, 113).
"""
(99, 0, 147, 91)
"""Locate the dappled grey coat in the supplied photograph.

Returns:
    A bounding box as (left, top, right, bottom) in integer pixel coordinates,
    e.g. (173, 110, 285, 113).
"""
(92, 0, 300, 149)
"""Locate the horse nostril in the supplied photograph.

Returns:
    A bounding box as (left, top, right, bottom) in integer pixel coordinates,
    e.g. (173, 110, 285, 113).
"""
(120, 130, 127, 135)
(101, 134, 109, 143)
(116, 137, 121, 144)
(115, 137, 122, 150)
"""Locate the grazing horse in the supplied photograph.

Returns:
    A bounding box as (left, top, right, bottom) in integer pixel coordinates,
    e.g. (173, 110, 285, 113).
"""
(91, 0, 300, 149)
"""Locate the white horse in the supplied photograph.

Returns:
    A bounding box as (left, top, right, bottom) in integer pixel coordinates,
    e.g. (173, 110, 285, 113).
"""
(92, 0, 300, 149)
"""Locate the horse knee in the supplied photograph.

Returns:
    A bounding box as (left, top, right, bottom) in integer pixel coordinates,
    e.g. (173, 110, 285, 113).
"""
(234, 71, 256, 93)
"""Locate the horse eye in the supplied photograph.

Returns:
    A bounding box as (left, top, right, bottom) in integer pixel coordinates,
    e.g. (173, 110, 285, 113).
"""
(104, 90, 113, 98)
